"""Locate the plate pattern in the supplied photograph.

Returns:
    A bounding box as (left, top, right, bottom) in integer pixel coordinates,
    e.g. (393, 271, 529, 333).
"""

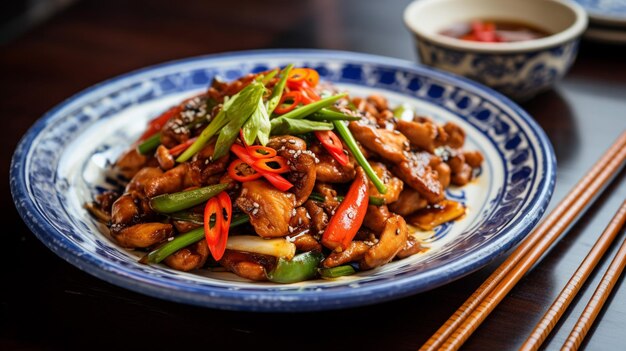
(11, 50, 555, 311)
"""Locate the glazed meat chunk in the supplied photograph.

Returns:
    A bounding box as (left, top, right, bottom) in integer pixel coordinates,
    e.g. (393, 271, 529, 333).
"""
(396, 119, 447, 153)
(392, 151, 444, 204)
(348, 121, 409, 164)
(236, 180, 296, 238)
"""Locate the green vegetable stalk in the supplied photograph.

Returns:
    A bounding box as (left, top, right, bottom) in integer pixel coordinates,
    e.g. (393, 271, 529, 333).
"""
(176, 82, 264, 162)
(266, 64, 293, 115)
(242, 96, 271, 146)
(277, 93, 347, 120)
(309, 108, 361, 122)
(332, 120, 387, 194)
(149, 183, 228, 214)
(137, 133, 162, 155)
(270, 118, 333, 135)
(266, 251, 323, 283)
(319, 265, 356, 278)
(213, 82, 266, 159)
(141, 214, 250, 264)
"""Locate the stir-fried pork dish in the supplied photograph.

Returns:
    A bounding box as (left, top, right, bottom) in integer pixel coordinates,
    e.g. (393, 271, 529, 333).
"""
(87, 66, 483, 282)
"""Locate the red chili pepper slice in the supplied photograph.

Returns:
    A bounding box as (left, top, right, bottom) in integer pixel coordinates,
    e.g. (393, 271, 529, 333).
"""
(303, 68, 319, 87)
(230, 144, 293, 191)
(204, 197, 224, 260)
(274, 91, 302, 114)
(321, 168, 369, 250)
(228, 159, 263, 182)
(169, 137, 198, 157)
(315, 130, 349, 166)
(299, 84, 321, 104)
(254, 156, 290, 173)
(287, 68, 320, 89)
(248, 145, 277, 159)
(212, 192, 231, 260)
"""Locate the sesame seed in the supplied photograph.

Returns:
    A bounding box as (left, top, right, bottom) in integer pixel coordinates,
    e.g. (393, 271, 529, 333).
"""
(291, 209, 296, 217)
(280, 139, 287, 143)
(252, 208, 259, 215)
(298, 218, 302, 225)
(253, 202, 260, 208)
(306, 213, 311, 219)
(396, 228, 401, 235)
(288, 226, 294, 233)
(288, 140, 296, 144)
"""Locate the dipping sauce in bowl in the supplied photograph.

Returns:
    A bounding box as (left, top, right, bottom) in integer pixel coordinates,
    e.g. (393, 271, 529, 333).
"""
(440, 20, 551, 42)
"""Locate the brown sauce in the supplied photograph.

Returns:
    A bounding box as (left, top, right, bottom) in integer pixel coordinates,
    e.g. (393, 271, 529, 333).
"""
(440, 20, 551, 43)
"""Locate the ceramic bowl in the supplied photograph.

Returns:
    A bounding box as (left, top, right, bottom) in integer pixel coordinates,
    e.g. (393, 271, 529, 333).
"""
(404, 0, 588, 101)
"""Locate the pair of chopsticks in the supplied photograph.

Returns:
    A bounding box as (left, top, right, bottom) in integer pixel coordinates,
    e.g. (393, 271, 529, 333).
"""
(420, 131, 626, 351)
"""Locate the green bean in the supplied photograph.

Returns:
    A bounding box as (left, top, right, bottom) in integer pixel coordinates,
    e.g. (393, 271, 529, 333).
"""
(319, 265, 356, 278)
(278, 93, 347, 120)
(141, 214, 250, 264)
(149, 183, 228, 214)
(332, 120, 387, 194)
(137, 133, 161, 155)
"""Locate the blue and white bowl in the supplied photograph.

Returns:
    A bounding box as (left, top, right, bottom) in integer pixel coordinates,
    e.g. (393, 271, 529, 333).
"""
(404, 0, 588, 101)
(10, 50, 555, 311)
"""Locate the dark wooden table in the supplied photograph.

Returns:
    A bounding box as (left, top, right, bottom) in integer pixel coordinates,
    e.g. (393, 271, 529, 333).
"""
(2, 0, 625, 350)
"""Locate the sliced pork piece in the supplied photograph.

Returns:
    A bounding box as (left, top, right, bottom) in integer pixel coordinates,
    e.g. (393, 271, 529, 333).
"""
(392, 152, 444, 204)
(164, 239, 209, 271)
(363, 205, 391, 234)
(268, 136, 316, 206)
(219, 250, 276, 281)
(388, 187, 429, 217)
(322, 241, 371, 268)
(348, 121, 409, 164)
(368, 162, 403, 204)
(310, 143, 356, 183)
(396, 119, 447, 153)
(236, 180, 296, 238)
(360, 215, 408, 270)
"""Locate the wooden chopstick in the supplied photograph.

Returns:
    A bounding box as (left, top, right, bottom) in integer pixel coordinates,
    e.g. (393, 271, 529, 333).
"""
(420, 131, 626, 351)
(562, 232, 626, 351)
(520, 201, 626, 351)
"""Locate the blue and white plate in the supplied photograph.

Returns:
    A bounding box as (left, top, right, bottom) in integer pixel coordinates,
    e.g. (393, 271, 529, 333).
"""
(10, 50, 555, 311)
(574, 0, 626, 27)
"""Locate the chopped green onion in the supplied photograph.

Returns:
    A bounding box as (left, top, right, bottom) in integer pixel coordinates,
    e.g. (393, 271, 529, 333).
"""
(242, 96, 271, 146)
(213, 82, 266, 159)
(149, 183, 228, 214)
(332, 120, 387, 194)
(259, 69, 278, 85)
(278, 93, 347, 120)
(270, 118, 333, 135)
(309, 108, 361, 121)
(319, 265, 356, 278)
(266, 64, 293, 115)
(137, 133, 161, 155)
